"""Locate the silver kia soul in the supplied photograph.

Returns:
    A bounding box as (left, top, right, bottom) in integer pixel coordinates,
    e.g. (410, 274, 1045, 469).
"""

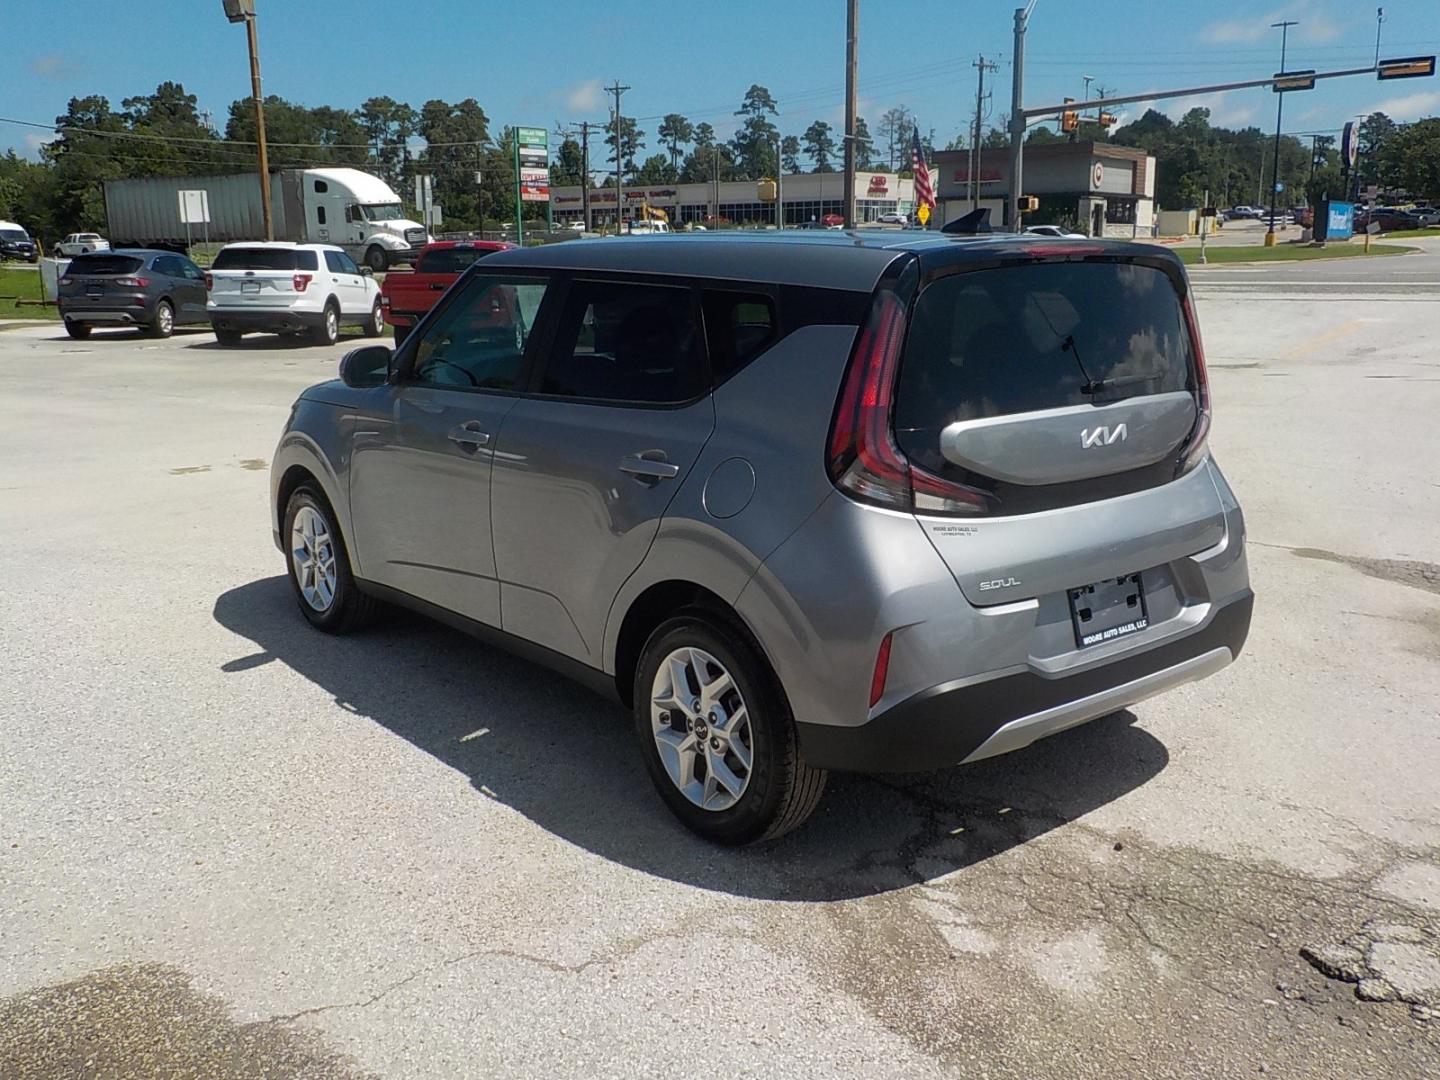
(271, 232, 1251, 844)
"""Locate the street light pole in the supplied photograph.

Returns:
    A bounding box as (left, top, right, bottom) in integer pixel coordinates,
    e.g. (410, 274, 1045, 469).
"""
(1007, 2, 1036, 233)
(842, 0, 858, 229)
(1266, 19, 1297, 246)
(223, 0, 272, 241)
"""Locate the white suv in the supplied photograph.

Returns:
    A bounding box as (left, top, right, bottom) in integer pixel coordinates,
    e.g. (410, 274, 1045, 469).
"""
(207, 242, 384, 346)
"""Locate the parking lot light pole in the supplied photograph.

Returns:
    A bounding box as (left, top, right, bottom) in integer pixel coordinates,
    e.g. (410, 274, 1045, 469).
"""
(222, 0, 272, 241)
(1266, 19, 1297, 247)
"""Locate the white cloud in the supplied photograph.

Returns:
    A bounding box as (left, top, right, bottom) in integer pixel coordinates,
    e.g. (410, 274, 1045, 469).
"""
(562, 80, 602, 114)
(1200, 1, 1343, 46)
(1159, 92, 1260, 130)
(1370, 90, 1440, 121)
(29, 54, 64, 77)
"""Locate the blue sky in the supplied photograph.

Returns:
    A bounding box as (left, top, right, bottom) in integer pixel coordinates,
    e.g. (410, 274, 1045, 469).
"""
(3, 0, 1438, 159)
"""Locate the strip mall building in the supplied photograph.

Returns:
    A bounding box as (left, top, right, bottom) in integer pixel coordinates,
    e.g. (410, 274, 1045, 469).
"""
(548, 171, 916, 229)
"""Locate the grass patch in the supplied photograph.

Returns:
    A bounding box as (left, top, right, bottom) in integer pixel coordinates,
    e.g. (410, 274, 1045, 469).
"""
(1377, 227, 1440, 240)
(0, 266, 59, 320)
(1176, 243, 1415, 265)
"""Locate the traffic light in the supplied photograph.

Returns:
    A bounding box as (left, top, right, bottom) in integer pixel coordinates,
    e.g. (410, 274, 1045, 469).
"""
(1061, 110, 1079, 133)
(1017, 196, 1040, 213)
(1376, 55, 1436, 80)
(1098, 112, 1117, 129)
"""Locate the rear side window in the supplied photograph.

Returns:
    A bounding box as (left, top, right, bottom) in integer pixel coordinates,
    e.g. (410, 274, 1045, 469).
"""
(65, 254, 144, 276)
(893, 261, 1192, 472)
(212, 248, 318, 272)
(702, 291, 777, 383)
(417, 246, 497, 274)
(543, 281, 704, 405)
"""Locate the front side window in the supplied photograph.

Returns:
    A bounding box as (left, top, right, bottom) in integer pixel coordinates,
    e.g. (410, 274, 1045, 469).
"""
(543, 281, 704, 404)
(324, 250, 345, 274)
(410, 275, 549, 392)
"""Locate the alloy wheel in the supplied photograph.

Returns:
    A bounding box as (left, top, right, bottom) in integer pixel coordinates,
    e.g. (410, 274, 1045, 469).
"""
(290, 505, 337, 611)
(650, 647, 753, 811)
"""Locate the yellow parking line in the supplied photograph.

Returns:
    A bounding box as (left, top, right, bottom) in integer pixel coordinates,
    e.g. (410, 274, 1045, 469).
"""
(1284, 319, 1363, 360)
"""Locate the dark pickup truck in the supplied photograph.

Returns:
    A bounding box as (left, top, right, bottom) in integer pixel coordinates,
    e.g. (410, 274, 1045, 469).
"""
(379, 240, 514, 344)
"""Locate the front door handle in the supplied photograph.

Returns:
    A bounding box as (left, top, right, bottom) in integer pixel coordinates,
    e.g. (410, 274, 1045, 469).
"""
(619, 451, 680, 480)
(447, 421, 490, 448)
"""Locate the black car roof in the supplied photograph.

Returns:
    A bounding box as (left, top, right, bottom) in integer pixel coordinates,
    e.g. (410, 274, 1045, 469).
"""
(479, 231, 1178, 293)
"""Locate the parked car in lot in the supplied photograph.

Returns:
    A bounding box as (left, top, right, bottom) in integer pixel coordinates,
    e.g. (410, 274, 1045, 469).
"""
(207, 242, 383, 346)
(1025, 224, 1087, 239)
(1223, 206, 1263, 221)
(58, 249, 209, 339)
(269, 232, 1251, 843)
(0, 220, 38, 262)
(1354, 208, 1422, 233)
(55, 233, 110, 257)
(379, 240, 514, 345)
(1410, 206, 1440, 227)
(876, 211, 910, 225)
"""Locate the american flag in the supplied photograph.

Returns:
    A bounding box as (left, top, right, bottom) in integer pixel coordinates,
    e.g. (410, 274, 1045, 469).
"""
(911, 127, 935, 210)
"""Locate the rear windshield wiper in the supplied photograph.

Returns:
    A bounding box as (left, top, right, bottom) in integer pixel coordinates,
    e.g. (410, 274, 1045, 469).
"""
(1062, 335, 1157, 398)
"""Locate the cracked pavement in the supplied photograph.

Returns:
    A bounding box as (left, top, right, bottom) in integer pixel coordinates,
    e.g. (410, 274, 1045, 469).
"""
(3, 246, 1440, 1078)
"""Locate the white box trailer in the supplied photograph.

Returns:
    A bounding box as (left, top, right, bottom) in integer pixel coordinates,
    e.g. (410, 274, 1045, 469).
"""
(104, 168, 431, 270)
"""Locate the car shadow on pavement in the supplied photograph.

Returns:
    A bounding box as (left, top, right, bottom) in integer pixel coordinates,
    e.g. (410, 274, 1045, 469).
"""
(213, 577, 1169, 903)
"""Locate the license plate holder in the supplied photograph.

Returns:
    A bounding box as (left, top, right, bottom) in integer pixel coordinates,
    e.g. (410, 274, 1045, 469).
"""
(1069, 573, 1149, 649)
(240, 281, 261, 294)
(86, 286, 102, 298)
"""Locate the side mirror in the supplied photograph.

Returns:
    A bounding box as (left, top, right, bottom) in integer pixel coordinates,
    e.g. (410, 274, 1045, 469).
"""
(360, 266, 374, 277)
(338, 344, 392, 388)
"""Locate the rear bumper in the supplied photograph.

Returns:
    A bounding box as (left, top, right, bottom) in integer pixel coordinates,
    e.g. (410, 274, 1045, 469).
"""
(796, 590, 1252, 773)
(59, 307, 147, 324)
(210, 308, 325, 333)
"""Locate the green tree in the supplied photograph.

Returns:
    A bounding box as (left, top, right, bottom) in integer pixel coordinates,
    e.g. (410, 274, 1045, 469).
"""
(853, 116, 873, 168)
(1357, 111, 1396, 190)
(633, 153, 677, 184)
(679, 143, 733, 184)
(877, 106, 912, 170)
(224, 96, 368, 168)
(415, 98, 492, 229)
(803, 120, 836, 172)
(605, 115, 644, 181)
(1378, 118, 1440, 200)
(657, 113, 693, 169)
(692, 122, 716, 148)
(359, 96, 418, 189)
(550, 135, 584, 186)
(730, 84, 780, 180)
(780, 134, 802, 175)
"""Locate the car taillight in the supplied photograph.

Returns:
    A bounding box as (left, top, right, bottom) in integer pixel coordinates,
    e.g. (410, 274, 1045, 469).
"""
(828, 291, 991, 515)
(293, 273, 313, 292)
(114, 277, 149, 287)
(1180, 291, 1211, 474)
(59, 276, 71, 286)
(203, 272, 213, 290)
(869, 632, 894, 708)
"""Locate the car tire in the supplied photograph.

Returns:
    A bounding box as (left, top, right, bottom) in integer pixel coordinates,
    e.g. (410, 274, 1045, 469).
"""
(363, 300, 384, 337)
(283, 486, 378, 634)
(148, 299, 175, 339)
(633, 611, 827, 845)
(212, 325, 243, 345)
(64, 319, 91, 340)
(310, 303, 339, 346)
(364, 246, 388, 272)
(393, 323, 410, 347)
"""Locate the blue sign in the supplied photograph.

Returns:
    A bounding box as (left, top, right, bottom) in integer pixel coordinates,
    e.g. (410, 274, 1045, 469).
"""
(1325, 201, 1354, 240)
(1275, 182, 1285, 193)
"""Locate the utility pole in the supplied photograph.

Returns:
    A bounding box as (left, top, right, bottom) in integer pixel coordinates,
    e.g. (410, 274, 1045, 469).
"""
(1266, 19, 1297, 245)
(1007, 2, 1036, 233)
(971, 55, 998, 211)
(842, 0, 858, 229)
(568, 121, 594, 230)
(606, 80, 630, 234)
(223, 0, 272, 240)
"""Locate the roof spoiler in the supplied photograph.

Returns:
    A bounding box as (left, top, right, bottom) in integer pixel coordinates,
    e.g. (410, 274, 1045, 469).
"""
(941, 208, 992, 235)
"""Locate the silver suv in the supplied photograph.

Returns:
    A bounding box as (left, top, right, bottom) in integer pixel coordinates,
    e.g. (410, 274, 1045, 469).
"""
(270, 233, 1251, 843)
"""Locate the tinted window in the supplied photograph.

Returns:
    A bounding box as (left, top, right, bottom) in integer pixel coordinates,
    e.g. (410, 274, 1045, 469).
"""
(894, 261, 1192, 475)
(334, 251, 360, 275)
(314, 179, 329, 193)
(65, 254, 144, 276)
(411, 276, 548, 392)
(317, 205, 327, 226)
(324, 250, 345, 273)
(178, 257, 205, 280)
(702, 291, 776, 383)
(544, 281, 704, 404)
(0, 228, 29, 241)
(152, 255, 183, 277)
(212, 247, 318, 271)
(417, 246, 498, 274)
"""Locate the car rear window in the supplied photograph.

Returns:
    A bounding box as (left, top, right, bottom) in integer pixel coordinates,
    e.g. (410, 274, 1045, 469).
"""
(212, 248, 319, 271)
(65, 254, 144, 275)
(416, 246, 496, 274)
(893, 260, 1193, 473)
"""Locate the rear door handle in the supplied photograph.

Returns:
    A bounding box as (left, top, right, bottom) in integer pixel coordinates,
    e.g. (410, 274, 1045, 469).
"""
(619, 451, 680, 480)
(447, 421, 490, 448)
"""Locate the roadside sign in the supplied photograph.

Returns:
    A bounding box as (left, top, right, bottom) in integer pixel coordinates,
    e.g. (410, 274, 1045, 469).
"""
(1092, 161, 1104, 188)
(520, 167, 549, 202)
(1376, 55, 1436, 80)
(1341, 121, 1358, 169)
(1366, 221, 1382, 234)
(178, 189, 210, 224)
(516, 127, 548, 146)
(1321, 200, 1354, 241)
(1275, 182, 1285, 194)
(1272, 69, 1316, 92)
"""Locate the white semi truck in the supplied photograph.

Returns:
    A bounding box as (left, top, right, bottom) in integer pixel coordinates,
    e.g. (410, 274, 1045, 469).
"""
(104, 167, 431, 271)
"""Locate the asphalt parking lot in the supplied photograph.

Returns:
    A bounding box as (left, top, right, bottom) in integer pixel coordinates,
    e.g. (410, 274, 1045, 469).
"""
(2, 247, 1439, 1078)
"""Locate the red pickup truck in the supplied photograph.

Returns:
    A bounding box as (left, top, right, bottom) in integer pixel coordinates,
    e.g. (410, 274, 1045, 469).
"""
(379, 240, 514, 344)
